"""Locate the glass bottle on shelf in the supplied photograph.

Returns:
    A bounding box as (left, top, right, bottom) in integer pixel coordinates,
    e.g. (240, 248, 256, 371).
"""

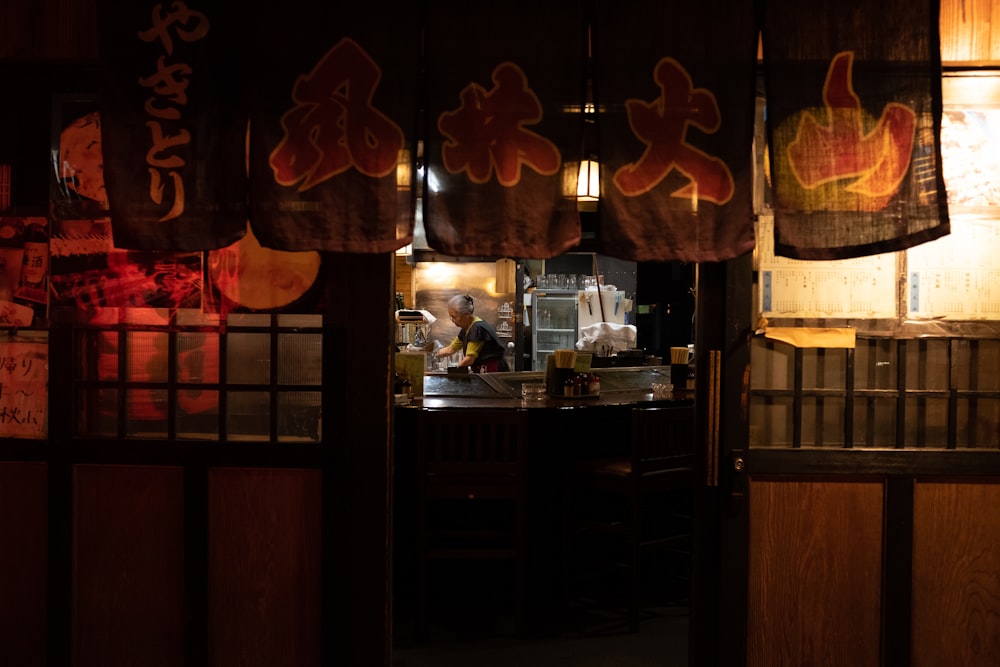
(15, 218, 48, 313)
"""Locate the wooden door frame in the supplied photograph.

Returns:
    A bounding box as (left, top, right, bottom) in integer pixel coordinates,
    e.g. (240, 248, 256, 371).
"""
(690, 255, 753, 667)
(36, 252, 395, 666)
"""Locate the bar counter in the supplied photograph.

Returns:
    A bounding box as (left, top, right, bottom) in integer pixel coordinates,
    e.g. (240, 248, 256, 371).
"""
(400, 364, 690, 409)
(392, 365, 693, 639)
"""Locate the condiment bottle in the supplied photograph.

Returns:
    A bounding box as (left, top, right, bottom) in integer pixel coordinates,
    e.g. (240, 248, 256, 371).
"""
(588, 373, 600, 396)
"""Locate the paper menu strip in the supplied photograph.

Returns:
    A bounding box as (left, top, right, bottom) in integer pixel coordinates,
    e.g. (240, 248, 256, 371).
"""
(906, 217, 1000, 319)
(756, 216, 898, 319)
(760, 267, 897, 318)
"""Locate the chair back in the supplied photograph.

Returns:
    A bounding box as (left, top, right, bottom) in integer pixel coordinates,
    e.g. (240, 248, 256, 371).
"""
(630, 404, 695, 478)
(418, 409, 527, 499)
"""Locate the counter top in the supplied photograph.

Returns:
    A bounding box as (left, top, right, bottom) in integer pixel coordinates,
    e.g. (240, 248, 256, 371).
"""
(404, 390, 691, 410)
(399, 365, 691, 409)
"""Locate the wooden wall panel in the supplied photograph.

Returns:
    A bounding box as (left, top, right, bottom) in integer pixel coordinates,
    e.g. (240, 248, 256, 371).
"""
(747, 478, 884, 667)
(940, 0, 1000, 65)
(912, 480, 1000, 667)
(208, 467, 322, 667)
(0, 461, 48, 667)
(72, 464, 185, 667)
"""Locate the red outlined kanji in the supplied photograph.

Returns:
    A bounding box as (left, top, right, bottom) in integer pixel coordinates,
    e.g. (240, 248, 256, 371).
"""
(437, 62, 560, 186)
(613, 57, 733, 204)
(137, 1, 211, 56)
(787, 51, 916, 200)
(270, 38, 403, 192)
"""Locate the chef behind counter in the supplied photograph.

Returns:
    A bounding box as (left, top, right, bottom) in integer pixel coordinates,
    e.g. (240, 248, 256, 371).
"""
(433, 294, 510, 373)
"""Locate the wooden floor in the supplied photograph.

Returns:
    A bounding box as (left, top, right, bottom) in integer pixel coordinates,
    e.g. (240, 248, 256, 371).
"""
(391, 604, 689, 667)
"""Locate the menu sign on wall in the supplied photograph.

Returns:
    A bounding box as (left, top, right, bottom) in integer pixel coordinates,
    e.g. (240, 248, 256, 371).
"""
(756, 216, 899, 319)
(758, 214, 1000, 321)
(907, 216, 1000, 319)
(0, 339, 47, 439)
(758, 102, 1000, 323)
(904, 107, 1000, 320)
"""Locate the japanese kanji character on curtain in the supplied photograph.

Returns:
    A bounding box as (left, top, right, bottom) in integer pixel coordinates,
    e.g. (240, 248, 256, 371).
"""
(422, 0, 586, 259)
(246, 0, 422, 253)
(592, 0, 759, 263)
(98, 0, 249, 251)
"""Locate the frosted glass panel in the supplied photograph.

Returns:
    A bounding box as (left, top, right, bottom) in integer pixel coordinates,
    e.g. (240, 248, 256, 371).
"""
(227, 333, 270, 384)
(227, 313, 270, 328)
(854, 339, 896, 390)
(124, 308, 169, 324)
(127, 388, 167, 437)
(853, 398, 898, 447)
(176, 309, 220, 326)
(126, 332, 168, 382)
(750, 338, 793, 390)
(802, 349, 846, 390)
(904, 340, 950, 390)
(801, 397, 845, 447)
(277, 391, 321, 442)
(904, 397, 949, 447)
(277, 334, 322, 385)
(955, 340, 1000, 391)
(749, 396, 793, 447)
(96, 332, 118, 381)
(78, 388, 118, 436)
(957, 398, 1000, 448)
(177, 333, 219, 383)
(77, 331, 118, 381)
(227, 391, 269, 440)
(278, 314, 322, 328)
(177, 389, 219, 440)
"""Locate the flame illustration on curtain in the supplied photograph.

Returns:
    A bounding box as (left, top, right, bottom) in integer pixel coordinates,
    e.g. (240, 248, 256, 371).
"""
(246, 1, 421, 253)
(786, 52, 916, 207)
(592, 0, 757, 263)
(763, 0, 949, 260)
(422, 0, 585, 259)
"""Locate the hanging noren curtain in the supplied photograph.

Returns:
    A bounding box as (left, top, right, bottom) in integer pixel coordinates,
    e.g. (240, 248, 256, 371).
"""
(245, 0, 421, 253)
(591, 0, 759, 263)
(422, 0, 586, 259)
(763, 0, 949, 260)
(98, 0, 248, 251)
